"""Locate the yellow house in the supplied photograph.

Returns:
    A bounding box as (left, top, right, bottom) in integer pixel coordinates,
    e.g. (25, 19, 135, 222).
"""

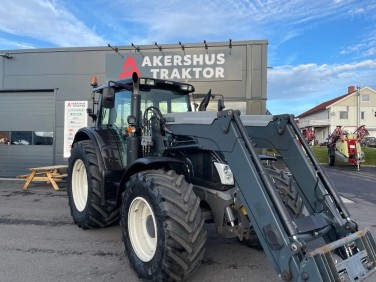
(297, 86, 376, 144)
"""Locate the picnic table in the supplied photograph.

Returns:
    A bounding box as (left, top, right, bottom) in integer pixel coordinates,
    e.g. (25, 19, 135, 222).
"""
(19, 165, 68, 190)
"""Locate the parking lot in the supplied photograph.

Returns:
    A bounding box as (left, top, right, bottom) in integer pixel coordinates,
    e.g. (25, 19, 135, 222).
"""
(0, 180, 277, 282)
(0, 165, 375, 282)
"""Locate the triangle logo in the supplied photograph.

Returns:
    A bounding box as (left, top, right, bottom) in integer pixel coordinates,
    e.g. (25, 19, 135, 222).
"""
(119, 56, 140, 79)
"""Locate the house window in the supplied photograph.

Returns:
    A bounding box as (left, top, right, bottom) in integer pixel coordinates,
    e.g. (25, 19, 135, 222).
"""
(339, 111, 348, 119)
(361, 111, 365, 120)
(362, 94, 370, 102)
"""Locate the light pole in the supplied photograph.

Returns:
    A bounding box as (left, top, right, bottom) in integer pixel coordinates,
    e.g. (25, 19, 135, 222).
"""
(356, 85, 360, 129)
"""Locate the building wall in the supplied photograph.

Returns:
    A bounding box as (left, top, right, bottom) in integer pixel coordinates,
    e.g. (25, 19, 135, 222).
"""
(298, 110, 330, 143)
(0, 40, 268, 176)
(1, 49, 105, 168)
(360, 88, 376, 127)
(329, 87, 376, 136)
(307, 110, 329, 123)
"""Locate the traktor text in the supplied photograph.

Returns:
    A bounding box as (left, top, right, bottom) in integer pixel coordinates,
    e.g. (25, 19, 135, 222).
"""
(141, 53, 226, 80)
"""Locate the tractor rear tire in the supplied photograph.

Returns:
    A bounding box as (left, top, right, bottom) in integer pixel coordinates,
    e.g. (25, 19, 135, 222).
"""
(121, 169, 207, 281)
(266, 166, 304, 217)
(246, 165, 303, 249)
(67, 140, 120, 229)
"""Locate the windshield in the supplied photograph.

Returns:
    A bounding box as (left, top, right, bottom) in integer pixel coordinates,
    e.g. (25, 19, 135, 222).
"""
(101, 87, 190, 128)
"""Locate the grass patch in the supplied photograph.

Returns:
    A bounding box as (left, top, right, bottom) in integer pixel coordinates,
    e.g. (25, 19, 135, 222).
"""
(311, 146, 376, 166)
(311, 146, 328, 164)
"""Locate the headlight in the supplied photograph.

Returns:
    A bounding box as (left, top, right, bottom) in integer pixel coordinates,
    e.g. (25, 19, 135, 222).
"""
(214, 162, 234, 185)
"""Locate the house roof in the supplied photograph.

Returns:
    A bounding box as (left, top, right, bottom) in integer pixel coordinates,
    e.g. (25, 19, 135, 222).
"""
(297, 92, 352, 118)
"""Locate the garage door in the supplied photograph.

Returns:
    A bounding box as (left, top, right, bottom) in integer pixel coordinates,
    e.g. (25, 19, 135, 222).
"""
(0, 90, 55, 177)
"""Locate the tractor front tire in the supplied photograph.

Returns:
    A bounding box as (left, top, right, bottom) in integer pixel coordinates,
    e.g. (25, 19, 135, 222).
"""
(67, 140, 119, 229)
(121, 169, 207, 281)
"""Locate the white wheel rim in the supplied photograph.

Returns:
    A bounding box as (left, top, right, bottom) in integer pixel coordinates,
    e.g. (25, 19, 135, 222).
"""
(128, 197, 157, 262)
(71, 159, 88, 212)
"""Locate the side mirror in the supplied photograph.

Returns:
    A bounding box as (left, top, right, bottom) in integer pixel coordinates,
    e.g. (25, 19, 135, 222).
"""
(218, 99, 225, 111)
(102, 87, 115, 108)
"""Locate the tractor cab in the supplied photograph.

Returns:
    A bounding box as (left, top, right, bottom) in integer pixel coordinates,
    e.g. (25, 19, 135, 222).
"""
(82, 75, 196, 168)
(87, 76, 195, 128)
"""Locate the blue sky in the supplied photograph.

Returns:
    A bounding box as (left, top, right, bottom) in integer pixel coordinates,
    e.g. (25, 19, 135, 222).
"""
(0, 0, 375, 116)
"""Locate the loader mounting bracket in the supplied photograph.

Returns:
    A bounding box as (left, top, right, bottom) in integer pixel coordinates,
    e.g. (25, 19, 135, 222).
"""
(217, 109, 239, 134)
(273, 114, 291, 135)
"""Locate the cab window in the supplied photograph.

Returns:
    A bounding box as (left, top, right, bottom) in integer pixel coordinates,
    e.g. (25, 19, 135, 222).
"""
(101, 88, 189, 128)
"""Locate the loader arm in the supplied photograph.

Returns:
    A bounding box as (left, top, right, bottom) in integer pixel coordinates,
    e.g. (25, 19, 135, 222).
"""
(164, 110, 376, 282)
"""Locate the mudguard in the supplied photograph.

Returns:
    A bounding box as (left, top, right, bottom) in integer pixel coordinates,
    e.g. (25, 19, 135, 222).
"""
(73, 127, 124, 171)
(116, 157, 190, 205)
(72, 127, 125, 205)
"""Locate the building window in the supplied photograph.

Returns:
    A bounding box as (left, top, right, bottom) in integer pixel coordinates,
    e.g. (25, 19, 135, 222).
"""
(0, 131, 53, 145)
(361, 111, 365, 120)
(362, 94, 370, 102)
(33, 132, 54, 145)
(11, 131, 32, 145)
(0, 131, 10, 144)
(339, 111, 348, 119)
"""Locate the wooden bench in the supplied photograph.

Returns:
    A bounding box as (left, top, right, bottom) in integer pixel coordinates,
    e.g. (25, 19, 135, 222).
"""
(18, 165, 68, 191)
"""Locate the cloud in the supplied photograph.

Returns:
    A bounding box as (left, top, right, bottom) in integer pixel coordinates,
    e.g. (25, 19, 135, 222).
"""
(339, 31, 376, 59)
(0, 0, 374, 118)
(0, 0, 106, 48)
(101, 0, 365, 45)
(267, 60, 376, 115)
(0, 37, 35, 49)
(0, 0, 374, 51)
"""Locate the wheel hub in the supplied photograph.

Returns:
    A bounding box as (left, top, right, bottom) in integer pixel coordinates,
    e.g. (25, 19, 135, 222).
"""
(71, 159, 88, 212)
(146, 215, 156, 238)
(128, 197, 157, 262)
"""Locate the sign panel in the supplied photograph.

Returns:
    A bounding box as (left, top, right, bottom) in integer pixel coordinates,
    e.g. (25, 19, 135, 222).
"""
(63, 101, 88, 158)
(106, 49, 243, 82)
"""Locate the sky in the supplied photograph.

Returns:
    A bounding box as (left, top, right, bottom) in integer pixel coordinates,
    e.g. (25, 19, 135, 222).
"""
(0, 0, 375, 116)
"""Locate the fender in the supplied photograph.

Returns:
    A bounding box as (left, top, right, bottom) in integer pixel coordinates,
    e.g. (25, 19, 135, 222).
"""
(72, 127, 125, 205)
(72, 127, 124, 171)
(116, 157, 191, 206)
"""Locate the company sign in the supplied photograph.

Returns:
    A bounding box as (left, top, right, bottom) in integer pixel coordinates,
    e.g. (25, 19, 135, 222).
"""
(106, 49, 243, 82)
(63, 101, 88, 158)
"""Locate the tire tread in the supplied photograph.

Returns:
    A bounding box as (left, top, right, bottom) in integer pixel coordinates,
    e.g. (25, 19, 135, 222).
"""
(67, 140, 119, 229)
(121, 169, 207, 281)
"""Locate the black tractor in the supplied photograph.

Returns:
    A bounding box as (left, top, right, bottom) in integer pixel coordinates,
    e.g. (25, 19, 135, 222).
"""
(67, 73, 376, 281)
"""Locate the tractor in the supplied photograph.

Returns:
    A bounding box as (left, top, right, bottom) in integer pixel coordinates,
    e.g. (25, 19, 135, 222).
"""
(67, 73, 376, 281)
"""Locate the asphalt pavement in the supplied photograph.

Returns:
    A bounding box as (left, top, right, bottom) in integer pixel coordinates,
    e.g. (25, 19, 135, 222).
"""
(0, 165, 375, 282)
(0, 180, 277, 282)
(324, 164, 376, 204)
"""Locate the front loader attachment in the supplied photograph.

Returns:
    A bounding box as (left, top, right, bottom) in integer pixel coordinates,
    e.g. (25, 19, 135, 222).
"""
(302, 229, 376, 281)
(165, 110, 376, 281)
